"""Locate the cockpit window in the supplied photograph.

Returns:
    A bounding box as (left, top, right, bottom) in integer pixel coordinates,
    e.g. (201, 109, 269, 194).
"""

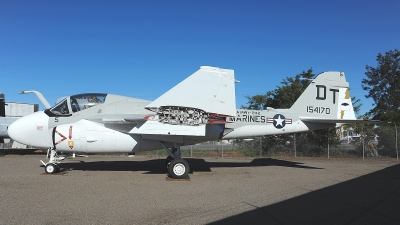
(70, 93, 107, 113)
(50, 99, 70, 115)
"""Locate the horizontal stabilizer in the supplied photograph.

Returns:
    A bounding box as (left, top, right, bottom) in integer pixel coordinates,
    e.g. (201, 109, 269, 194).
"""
(300, 117, 380, 124)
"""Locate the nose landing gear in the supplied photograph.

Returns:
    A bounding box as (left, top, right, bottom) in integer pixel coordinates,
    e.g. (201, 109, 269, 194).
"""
(40, 148, 65, 174)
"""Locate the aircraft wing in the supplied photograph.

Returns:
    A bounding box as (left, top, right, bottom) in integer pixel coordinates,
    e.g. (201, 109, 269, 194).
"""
(130, 66, 237, 136)
(300, 117, 381, 124)
(146, 66, 236, 116)
(88, 114, 149, 124)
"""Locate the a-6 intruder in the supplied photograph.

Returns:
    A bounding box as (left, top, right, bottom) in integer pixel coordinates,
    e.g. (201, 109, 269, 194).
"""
(8, 66, 375, 179)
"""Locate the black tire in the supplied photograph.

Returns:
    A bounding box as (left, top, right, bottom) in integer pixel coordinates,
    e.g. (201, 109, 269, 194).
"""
(165, 156, 173, 170)
(168, 158, 189, 179)
(45, 164, 57, 174)
(55, 165, 60, 173)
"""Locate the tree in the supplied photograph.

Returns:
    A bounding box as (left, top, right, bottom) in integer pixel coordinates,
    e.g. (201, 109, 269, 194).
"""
(242, 68, 341, 156)
(362, 49, 400, 153)
(242, 68, 314, 110)
(362, 49, 400, 122)
(242, 94, 269, 110)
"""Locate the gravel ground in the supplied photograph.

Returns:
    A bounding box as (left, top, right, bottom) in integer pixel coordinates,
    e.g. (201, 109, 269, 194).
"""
(0, 155, 399, 225)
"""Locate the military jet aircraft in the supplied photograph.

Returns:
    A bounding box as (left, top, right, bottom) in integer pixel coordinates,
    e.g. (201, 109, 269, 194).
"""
(8, 66, 374, 179)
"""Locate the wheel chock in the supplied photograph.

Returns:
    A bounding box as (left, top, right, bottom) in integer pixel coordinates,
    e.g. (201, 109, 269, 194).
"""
(166, 176, 190, 181)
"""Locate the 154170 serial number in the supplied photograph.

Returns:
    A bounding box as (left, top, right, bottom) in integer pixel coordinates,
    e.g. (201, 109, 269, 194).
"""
(306, 106, 330, 114)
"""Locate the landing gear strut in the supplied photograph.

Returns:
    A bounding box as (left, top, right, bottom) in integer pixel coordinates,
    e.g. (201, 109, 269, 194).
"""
(160, 142, 190, 179)
(40, 148, 65, 174)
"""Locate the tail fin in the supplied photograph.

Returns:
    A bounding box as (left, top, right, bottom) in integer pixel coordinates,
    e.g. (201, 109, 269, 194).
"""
(290, 71, 356, 121)
(130, 66, 237, 137)
(146, 66, 236, 117)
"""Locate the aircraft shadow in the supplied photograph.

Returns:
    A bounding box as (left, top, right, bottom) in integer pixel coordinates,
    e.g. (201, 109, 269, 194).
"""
(1, 148, 45, 155)
(208, 164, 400, 225)
(56, 158, 321, 174)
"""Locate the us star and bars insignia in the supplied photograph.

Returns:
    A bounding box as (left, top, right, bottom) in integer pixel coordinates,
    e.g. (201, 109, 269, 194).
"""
(267, 114, 292, 129)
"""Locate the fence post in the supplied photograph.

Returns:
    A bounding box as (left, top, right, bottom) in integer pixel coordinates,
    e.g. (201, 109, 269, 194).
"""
(294, 133, 297, 158)
(362, 135, 365, 160)
(395, 123, 398, 160)
(327, 138, 330, 159)
(259, 137, 262, 158)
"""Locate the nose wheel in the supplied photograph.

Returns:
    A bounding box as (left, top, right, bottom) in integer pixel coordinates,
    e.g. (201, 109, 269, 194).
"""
(45, 163, 60, 174)
(40, 148, 65, 174)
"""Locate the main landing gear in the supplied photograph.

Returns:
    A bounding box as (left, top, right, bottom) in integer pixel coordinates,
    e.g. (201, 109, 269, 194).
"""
(160, 142, 190, 179)
(40, 148, 66, 174)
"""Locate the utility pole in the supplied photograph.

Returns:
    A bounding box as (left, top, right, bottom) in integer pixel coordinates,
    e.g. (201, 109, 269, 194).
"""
(294, 133, 297, 158)
(389, 122, 398, 160)
(395, 123, 398, 160)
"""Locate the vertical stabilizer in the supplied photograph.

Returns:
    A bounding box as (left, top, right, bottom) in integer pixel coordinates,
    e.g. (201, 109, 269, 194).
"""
(290, 72, 356, 120)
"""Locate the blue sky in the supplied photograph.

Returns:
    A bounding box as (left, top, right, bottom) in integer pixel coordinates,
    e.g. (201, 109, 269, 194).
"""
(1, 0, 399, 115)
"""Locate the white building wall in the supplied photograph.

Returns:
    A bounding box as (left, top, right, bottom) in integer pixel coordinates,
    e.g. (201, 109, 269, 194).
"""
(5, 102, 38, 117)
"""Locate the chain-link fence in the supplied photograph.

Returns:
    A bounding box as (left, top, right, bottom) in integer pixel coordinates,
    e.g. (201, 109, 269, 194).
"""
(138, 125, 399, 159)
(227, 125, 398, 159)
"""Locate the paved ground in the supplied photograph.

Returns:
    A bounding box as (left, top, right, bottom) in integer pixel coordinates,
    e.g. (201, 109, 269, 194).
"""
(0, 155, 399, 225)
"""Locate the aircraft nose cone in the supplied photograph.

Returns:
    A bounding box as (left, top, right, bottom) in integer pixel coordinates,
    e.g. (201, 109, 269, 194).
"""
(8, 111, 52, 148)
(8, 119, 25, 145)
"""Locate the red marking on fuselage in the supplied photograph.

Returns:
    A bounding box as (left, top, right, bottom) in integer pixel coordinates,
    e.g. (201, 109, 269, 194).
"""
(207, 119, 232, 124)
(54, 130, 67, 146)
(69, 126, 73, 140)
(143, 115, 155, 120)
(209, 113, 233, 118)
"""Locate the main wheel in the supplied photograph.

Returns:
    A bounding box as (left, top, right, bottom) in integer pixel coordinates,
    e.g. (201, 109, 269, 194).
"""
(168, 158, 189, 179)
(45, 163, 57, 174)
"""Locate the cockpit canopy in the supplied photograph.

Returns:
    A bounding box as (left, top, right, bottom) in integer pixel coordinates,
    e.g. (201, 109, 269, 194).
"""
(47, 93, 107, 116)
(70, 93, 107, 112)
